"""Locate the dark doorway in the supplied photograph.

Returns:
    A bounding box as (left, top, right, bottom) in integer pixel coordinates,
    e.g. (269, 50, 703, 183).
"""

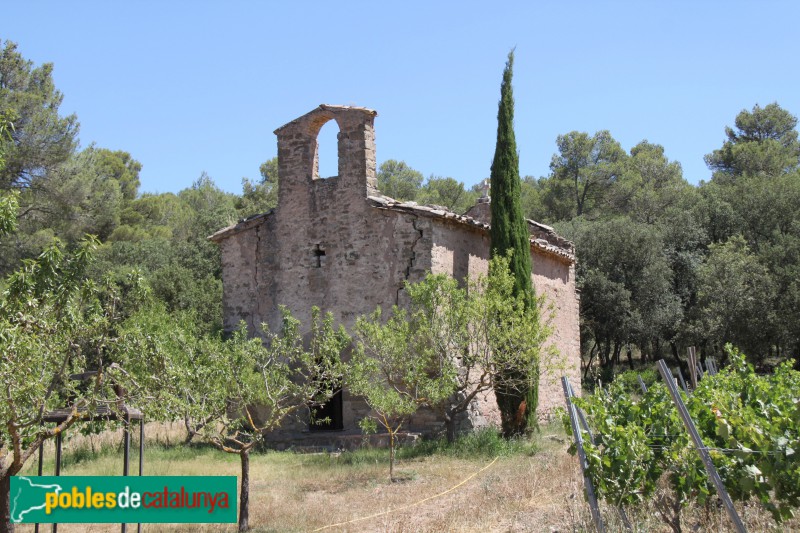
(310, 389, 343, 431)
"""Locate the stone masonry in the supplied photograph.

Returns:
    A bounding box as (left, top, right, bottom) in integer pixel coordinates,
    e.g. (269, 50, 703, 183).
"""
(209, 105, 580, 444)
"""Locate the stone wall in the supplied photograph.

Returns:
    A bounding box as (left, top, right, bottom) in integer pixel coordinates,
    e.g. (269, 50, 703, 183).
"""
(213, 107, 434, 438)
(210, 104, 580, 443)
(426, 214, 581, 422)
(533, 252, 582, 418)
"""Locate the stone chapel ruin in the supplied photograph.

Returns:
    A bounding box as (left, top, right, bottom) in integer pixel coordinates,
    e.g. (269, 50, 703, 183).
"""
(209, 105, 580, 445)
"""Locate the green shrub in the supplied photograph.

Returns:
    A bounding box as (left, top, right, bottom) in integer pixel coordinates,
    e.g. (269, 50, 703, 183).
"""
(613, 368, 658, 395)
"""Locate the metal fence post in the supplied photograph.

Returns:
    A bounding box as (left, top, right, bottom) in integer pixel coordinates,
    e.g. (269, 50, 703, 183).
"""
(675, 366, 689, 394)
(687, 347, 698, 389)
(562, 376, 605, 532)
(567, 380, 595, 444)
(656, 360, 747, 533)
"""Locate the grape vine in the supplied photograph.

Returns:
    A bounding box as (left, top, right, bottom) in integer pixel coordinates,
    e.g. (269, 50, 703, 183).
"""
(565, 346, 800, 531)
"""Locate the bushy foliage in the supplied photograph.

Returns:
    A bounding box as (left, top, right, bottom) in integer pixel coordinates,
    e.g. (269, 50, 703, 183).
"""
(567, 346, 800, 530)
(350, 253, 553, 478)
(376, 159, 424, 201)
(406, 428, 538, 460)
(0, 233, 153, 497)
(125, 304, 349, 531)
(488, 50, 539, 435)
(611, 368, 659, 396)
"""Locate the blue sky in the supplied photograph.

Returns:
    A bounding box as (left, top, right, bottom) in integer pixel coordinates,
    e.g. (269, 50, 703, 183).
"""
(4, 2, 799, 195)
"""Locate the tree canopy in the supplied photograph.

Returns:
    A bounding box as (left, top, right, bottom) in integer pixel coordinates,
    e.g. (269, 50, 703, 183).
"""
(376, 159, 424, 201)
(487, 50, 541, 435)
(705, 103, 800, 182)
(0, 40, 78, 190)
(2, 38, 800, 443)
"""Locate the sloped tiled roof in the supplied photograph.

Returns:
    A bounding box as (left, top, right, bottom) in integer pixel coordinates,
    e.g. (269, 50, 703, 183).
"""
(367, 195, 575, 263)
(208, 210, 273, 242)
(208, 197, 575, 264)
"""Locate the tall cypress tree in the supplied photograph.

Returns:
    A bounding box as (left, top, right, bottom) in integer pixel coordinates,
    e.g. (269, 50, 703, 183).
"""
(489, 50, 538, 436)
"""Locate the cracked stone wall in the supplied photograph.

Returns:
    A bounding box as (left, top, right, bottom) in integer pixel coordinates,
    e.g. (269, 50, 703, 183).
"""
(217, 106, 438, 437)
(212, 105, 580, 441)
(426, 217, 581, 425)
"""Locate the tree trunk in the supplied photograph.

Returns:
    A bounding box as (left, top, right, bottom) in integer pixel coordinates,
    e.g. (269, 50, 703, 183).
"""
(583, 343, 597, 380)
(1, 474, 14, 533)
(444, 414, 457, 444)
(795, 343, 800, 371)
(613, 342, 622, 366)
(184, 416, 195, 445)
(239, 449, 250, 532)
(626, 346, 634, 370)
(617, 505, 633, 531)
(389, 430, 395, 482)
(655, 492, 683, 533)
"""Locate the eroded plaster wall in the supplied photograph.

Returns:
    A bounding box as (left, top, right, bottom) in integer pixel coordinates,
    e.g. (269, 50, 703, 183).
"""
(214, 105, 580, 443)
(428, 219, 581, 422)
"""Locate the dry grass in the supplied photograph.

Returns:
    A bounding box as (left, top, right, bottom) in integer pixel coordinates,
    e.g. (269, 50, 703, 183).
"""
(15, 423, 799, 532)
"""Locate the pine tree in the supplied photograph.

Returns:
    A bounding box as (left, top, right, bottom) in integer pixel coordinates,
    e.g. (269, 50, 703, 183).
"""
(489, 50, 539, 436)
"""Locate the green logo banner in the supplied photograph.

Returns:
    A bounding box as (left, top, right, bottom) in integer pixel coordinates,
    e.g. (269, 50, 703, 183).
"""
(10, 476, 237, 523)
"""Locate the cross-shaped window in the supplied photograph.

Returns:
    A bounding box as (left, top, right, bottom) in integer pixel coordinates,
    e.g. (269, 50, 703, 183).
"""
(313, 244, 326, 268)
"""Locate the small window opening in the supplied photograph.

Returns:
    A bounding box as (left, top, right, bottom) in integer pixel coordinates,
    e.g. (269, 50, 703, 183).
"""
(313, 244, 326, 268)
(314, 120, 340, 180)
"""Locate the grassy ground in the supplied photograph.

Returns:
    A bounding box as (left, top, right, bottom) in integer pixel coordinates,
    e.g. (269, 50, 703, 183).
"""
(16, 422, 799, 532)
